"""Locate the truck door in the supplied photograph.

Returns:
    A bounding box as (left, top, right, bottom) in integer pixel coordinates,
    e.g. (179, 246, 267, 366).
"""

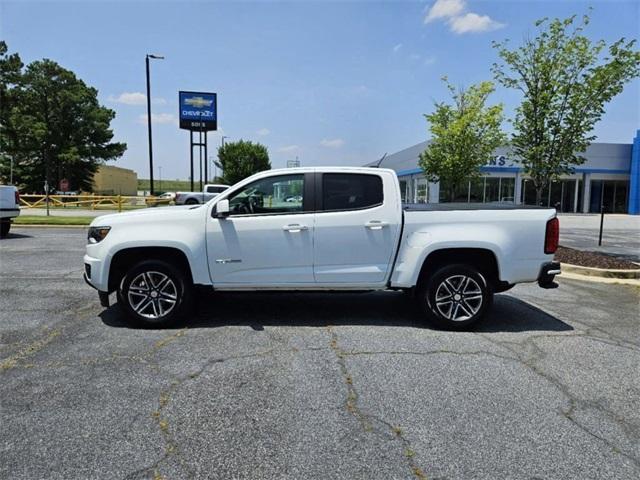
(206, 173, 315, 286)
(313, 172, 401, 285)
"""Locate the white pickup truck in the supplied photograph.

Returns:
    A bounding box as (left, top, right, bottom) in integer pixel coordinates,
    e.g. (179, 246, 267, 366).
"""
(0, 185, 20, 238)
(84, 167, 560, 329)
(174, 184, 229, 205)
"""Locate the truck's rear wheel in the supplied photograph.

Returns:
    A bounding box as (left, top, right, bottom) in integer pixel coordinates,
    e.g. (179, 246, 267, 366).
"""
(185, 198, 199, 205)
(117, 259, 193, 328)
(418, 264, 492, 330)
(0, 220, 10, 239)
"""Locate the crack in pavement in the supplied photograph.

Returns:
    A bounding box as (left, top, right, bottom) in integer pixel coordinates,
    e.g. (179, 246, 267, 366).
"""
(326, 326, 428, 480)
(331, 331, 640, 473)
(0, 298, 99, 372)
(133, 346, 280, 480)
(476, 331, 640, 470)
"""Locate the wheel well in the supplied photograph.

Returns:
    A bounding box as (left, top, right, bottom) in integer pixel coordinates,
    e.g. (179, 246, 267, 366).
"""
(108, 247, 193, 292)
(418, 248, 499, 288)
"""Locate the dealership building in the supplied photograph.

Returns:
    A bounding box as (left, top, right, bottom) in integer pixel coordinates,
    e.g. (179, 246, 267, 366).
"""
(370, 130, 640, 214)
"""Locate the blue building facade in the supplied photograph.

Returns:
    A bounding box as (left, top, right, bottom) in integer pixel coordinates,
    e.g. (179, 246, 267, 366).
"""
(373, 130, 640, 214)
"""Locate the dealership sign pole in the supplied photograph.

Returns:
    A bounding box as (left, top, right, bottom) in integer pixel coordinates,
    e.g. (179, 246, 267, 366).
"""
(179, 91, 217, 192)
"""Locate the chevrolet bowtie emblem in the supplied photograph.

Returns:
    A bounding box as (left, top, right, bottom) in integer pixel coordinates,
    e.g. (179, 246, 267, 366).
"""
(185, 96, 213, 108)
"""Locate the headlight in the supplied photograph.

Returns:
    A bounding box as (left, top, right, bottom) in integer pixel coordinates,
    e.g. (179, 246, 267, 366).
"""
(88, 226, 111, 244)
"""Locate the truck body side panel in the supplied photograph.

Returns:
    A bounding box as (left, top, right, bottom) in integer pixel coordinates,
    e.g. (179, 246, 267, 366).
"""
(391, 208, 557, 287)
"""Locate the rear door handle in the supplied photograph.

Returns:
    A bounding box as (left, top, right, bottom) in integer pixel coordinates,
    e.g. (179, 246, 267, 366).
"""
(365, 220, 388, 230)
(283, 224, 308, 233)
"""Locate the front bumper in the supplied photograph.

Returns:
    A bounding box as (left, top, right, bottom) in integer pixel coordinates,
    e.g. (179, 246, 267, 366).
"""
(83, 272, 110, 307)
(83, 252, 110, 307)
(538, 261, 561, 289)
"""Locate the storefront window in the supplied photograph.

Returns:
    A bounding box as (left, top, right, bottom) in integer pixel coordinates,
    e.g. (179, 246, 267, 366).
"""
(559, 180, 576, 212)
(614, 182, 628, 213)
(549, 181, 562, 209)
(469, 178, 484, 202)
(399, 180, 408, 202)
(415, 178, 428, 203)
(590, 180, 629, 213)
(500, 178, 515, 203)
(485, 178, 500, 203)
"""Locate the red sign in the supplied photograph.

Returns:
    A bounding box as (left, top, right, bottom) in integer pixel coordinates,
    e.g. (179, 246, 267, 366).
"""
(59, 178, 69, 192)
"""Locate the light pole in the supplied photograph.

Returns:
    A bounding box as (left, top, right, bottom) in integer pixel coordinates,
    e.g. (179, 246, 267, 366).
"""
(146, 53, 164, 196)
(217, 135, 228, 181)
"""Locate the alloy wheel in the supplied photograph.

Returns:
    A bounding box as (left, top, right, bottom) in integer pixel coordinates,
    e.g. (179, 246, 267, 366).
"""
(127, 271, 178, 320)
(434, 275, 483, 322)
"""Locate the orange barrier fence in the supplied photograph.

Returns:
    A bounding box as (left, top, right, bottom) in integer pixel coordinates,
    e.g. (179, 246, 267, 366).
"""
(19, 194, 172, 212)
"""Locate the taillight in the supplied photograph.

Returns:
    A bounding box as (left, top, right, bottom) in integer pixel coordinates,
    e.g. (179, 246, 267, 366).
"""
(14, 190, 20, 206)
(544, 217, 559, 254)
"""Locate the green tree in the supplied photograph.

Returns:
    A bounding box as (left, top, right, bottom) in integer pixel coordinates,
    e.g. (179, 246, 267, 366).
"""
(418, 79, 506, 202)
(0, 43, 126, 192)
(0, 41, 24, 183)
(218, 140, 271, 185)
(492, 12, 640, 205)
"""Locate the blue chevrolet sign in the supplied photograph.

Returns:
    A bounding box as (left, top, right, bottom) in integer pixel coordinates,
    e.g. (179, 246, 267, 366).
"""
(179, 91, 217, 131)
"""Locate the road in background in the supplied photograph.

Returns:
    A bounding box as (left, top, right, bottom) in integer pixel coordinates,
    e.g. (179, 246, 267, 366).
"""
(559, 214, 640, 261)
(2, 228, 639, 479)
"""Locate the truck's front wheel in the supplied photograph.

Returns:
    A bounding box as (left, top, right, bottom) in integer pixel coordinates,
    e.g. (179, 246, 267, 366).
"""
(117, 259, 193, 327)
(418, 264, 492, 330)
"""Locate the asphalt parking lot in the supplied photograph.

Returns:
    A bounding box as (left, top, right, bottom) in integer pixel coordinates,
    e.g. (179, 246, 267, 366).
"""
(1, 227, 639, 480)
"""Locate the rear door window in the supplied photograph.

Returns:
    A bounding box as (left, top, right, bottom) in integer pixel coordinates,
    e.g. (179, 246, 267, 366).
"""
(321, 173, 383, 211)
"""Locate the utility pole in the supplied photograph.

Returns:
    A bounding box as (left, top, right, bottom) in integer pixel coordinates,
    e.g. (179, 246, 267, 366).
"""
(145, 54, 164, 196)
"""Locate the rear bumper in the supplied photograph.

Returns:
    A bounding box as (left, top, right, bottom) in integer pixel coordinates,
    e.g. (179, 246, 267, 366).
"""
(0, 208, 20, 219)
(538, 261, 561, 289)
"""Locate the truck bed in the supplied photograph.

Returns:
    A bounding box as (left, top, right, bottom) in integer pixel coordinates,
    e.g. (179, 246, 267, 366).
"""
(403, 202, 548, 211)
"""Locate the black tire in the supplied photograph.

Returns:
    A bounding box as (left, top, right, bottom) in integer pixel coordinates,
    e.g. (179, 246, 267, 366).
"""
(417, 264, 493, 330)
(117, 259, 193, 328)
(185, 198, 199, 205)
(0, 220, 10, 239)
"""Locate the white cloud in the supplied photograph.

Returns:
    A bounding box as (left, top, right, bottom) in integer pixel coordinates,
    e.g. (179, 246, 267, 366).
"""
(351, 85, 374, 97)
(424, 0, 465, 23)
(424, 0, 504, 34)
(424, 55, 437, 66)
(256, 128, 270, 136)
(449, 13, 505, 33)
(410, 53, 421, 61)
(278, 145, 300, 153)
(109, 92, 167, 106)
(320, 138, 345, 148)
(393, 43, 403, 53)
(137, 113, 176, 125)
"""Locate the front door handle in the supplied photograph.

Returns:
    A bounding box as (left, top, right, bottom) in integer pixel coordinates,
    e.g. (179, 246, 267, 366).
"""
(283, 224, 308, 233)
(365, 220, 388, 230)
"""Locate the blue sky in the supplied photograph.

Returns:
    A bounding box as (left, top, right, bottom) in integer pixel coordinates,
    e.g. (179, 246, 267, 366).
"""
(2, 0, 639, 180)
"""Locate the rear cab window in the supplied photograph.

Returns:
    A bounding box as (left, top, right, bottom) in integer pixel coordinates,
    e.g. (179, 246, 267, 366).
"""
(321, 173, 383, 211)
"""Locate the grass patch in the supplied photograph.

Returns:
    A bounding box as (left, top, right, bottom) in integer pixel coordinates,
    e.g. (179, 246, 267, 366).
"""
(14, 215, 93, 226)
(138, 179, 193, 192)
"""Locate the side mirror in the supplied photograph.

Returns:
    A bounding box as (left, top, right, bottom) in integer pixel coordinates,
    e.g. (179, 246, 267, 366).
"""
(215, 199, 230, 218)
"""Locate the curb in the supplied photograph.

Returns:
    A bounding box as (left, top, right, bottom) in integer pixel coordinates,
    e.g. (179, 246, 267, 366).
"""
(558, 271, 640, 287)
(561, 262, 640, 280)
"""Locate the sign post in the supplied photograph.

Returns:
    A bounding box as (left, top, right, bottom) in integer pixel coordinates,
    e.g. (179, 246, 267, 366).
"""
(179, 91, 218, 191)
